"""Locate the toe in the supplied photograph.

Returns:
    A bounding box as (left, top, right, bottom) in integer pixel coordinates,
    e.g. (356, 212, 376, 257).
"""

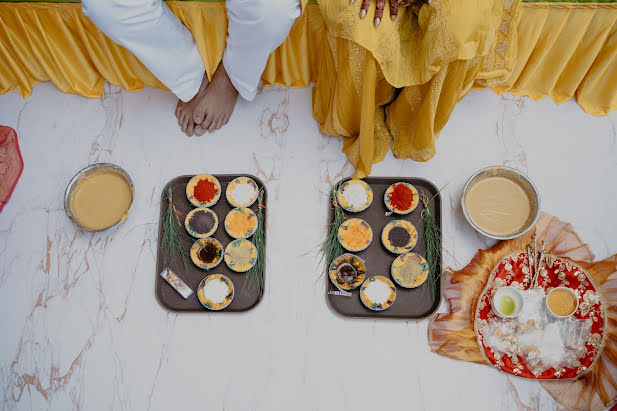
(193, 101, 207, 124)
(181, 113, 189, 133)
(215, 116, 225, 130)
(203, 113, 215, 132)
(186, 121, 195, 137)
(208, 117, 218, 132)
(195, 125, 207, 136)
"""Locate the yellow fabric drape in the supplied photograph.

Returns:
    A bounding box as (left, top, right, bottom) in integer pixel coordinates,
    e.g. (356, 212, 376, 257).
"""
(1, 2, 617, 177)
(428, 213, 617, 411)
(483, 3, 617, 116)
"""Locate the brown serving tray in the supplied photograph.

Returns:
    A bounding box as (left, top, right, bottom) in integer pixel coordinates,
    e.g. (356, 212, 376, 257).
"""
(155, 175, 267, 313)
(326, 177, 442, 319)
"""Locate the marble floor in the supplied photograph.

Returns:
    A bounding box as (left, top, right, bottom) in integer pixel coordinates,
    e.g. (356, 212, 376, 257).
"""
(0, 81, 616, 410)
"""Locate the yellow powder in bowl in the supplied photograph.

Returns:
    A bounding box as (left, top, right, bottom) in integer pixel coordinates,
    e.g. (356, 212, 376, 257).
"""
(547, 289, 577, 316)
(228, 245, 252, 266)
(225, 208, 256, 238)
(340, 225, 371, 250)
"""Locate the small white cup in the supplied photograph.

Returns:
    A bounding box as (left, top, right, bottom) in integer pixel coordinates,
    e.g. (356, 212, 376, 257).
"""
(545, 287, 579, 318)
(491, 286, 524, 319)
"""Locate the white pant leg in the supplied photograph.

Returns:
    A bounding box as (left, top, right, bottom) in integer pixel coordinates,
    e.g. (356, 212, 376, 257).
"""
(82, 0, 205, 102)
(223, 0, 301, 101)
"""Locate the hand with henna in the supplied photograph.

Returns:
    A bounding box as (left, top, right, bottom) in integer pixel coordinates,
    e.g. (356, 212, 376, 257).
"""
(351, 0, 429, 27)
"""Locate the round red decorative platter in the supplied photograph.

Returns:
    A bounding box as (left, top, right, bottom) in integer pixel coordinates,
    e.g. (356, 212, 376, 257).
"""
(474, 251, 606, 379)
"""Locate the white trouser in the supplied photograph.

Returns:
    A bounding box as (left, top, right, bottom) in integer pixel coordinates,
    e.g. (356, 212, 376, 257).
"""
(82, 0, 300, 102)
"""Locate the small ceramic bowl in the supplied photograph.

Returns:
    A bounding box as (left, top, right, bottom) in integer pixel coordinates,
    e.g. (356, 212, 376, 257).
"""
(337, 218, 373, 252)
(381, 220, 418, 254)
(224, 239, 257, 273)
(197, 274, 234, 311)
(336, 179, 374, 213)
(384, 182, 419, 215)
(184, 207, 218, 238)
(360, 276, 396, 311)
(224, 207, 258, 239)
(190, 237, 224, 270)
(226, 176, 259, 208)
(328, 253, 366, 291)
(545, 287, 579, 318)
(461, 166, 540, 240)
(391, 252, 429, 289)
(491, 286, 524, 319)
(186, 174, 222, 208)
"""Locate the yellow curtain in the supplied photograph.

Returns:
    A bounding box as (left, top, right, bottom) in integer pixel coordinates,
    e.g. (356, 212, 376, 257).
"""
(1, 2, 617, 177)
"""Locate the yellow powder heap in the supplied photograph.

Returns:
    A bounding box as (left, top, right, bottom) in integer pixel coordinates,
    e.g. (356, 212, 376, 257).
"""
(396, 259, 425, 285)
(547, 289, 577, 316)
(228, 246, 252, 266)
(341, 225, 371, 250)
(227, 211, 254, 237)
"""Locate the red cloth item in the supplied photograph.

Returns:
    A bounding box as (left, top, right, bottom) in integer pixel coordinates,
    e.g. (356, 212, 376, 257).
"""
(0, 126, 23, 213)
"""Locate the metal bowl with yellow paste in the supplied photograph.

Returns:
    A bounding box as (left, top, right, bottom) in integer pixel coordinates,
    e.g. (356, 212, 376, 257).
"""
(197, 274, 234, 310)
(186, 174, 221, 208)
(391, 253, 429, 288)
(328, 253, 366, 291)
(224, 239, 257, 272)
(190, 237, 223, 270)
(381, 220, 418, 254)
(65, 163, 134, 231)
(337, 218, 373, 252)
(224, 207, 258, 239)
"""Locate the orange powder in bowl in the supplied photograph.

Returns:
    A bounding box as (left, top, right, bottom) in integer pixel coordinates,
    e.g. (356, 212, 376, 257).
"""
(341, 225, 371, 250)
(229, 213, 251, 233)
(547, 288, 577, 317)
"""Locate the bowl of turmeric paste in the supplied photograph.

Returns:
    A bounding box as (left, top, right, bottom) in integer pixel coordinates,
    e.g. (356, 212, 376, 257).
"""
(64, 163, 134, 231)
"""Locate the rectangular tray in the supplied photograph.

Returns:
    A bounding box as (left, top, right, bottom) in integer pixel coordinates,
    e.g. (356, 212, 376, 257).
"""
(155, 174, 267, 313)
(326, 177, 442, 319)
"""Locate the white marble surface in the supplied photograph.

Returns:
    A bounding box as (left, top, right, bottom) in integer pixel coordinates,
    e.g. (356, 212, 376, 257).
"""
(0, 81, 616, 410)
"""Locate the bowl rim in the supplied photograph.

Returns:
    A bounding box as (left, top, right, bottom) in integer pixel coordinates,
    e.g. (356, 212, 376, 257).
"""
(545, 286, 579, 318)
(64, 162, 135, 232)
(461, 165, 541, 240)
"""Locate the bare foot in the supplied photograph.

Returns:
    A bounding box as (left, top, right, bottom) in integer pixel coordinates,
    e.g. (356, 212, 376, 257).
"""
(175, 71, 209, 137)
(193, 62, 238, 136)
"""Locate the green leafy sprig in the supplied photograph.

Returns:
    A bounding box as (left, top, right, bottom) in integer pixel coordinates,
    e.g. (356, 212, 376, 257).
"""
(161, 186, 190, 283)
(318, 183, 345, 275)
(245, 189, 265, 297)
(419, 193, 442, 295)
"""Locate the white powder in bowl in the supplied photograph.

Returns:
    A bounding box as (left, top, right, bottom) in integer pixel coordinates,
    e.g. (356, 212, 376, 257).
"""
(342, 184, 368, 207)
(364, 280, 391, 304)
(230, 183, 256, 205)
(203, 278, 230, 303)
